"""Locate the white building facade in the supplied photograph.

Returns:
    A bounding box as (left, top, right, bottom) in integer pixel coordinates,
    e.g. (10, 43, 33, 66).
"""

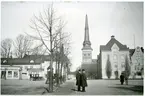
(100, 36, 130, 79)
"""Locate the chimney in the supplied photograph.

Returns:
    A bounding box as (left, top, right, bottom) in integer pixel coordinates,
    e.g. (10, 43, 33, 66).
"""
(111, 35, 115, 39)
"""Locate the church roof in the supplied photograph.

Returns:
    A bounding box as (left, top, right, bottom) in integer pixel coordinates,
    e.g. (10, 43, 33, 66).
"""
(100, 35, 129, 51)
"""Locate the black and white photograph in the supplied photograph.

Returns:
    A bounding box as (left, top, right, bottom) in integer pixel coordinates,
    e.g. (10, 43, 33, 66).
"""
(1, 1, 144, 95)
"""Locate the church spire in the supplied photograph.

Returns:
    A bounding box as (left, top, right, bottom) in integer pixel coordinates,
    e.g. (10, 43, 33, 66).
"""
(82, 14, 92, 50)
(84, 14, 89, 42)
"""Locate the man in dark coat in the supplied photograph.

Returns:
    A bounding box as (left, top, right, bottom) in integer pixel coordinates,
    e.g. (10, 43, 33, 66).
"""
(81, 69, 87, 92)
(76, 69, 82, 91)
(120, 73, 125, 85)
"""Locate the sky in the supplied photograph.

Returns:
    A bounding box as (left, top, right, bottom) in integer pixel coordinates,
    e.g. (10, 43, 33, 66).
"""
(1, 1, 144, 71)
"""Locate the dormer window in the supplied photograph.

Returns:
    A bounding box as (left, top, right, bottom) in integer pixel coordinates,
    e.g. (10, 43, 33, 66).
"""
(30, 60, 34, 63)
(3, 60, 7, 63)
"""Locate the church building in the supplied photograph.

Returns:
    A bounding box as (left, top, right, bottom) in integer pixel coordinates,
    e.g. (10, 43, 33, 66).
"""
(81, 15, 97, 79)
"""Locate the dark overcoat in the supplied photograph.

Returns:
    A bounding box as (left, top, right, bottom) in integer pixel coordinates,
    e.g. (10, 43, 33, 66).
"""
(120, 74, 124, 83)
(81, 73, 88, 87)
(76, 72, 81, 86)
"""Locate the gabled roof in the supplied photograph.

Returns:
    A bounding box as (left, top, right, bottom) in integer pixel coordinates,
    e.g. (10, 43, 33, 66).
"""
(100, 36, 129, 51)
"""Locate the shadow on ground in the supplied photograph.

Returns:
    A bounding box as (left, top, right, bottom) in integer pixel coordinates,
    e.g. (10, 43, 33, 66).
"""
(109, 85, 143, 93)
(71, 88, 78, 91)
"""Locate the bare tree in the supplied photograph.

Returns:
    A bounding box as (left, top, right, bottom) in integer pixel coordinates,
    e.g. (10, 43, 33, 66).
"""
(13, 34, 33, 58)
(27, 4, 70, 92)
(31, 44, 46, 55)
(1, 38, 13, 58)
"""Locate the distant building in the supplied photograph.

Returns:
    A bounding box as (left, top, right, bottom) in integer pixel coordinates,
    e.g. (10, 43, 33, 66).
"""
(98, 35, 130, 79)
(129, 47, 144, 78)
(1, 55, 56, 80)
(81, 15, 97, 79)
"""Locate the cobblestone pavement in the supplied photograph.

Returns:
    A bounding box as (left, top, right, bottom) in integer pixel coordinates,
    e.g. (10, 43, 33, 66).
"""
(1, 79, 143, 95)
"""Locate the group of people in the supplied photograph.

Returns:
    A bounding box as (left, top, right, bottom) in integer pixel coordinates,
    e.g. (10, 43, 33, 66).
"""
(120, 72, 128, 85)
(76, 69, 87, 92)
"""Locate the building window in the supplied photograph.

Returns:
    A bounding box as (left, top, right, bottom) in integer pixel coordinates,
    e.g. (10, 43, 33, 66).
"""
(8, 71, 12, 77)
(14, 71, 18, 78)
(3, 60, 7, 63)
(115, 64, 118, 68)
(113, 55, 117, 60)
(121, 55, 124, 60)
(84, 54, 86, 56)
(30, 60, 34, 63)
(88, 53, 90, 56)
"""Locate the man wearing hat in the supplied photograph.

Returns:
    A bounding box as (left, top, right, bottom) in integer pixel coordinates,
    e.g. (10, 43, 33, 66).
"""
(81, 69, 87, 92)
(76, 69, 82, 91)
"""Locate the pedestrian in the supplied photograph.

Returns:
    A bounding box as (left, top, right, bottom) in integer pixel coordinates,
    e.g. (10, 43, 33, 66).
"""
(29, 74, 32, 81)
(76, 69, 82, 91)
(81, 69, 87, 92)
(120, 73, 124, 85)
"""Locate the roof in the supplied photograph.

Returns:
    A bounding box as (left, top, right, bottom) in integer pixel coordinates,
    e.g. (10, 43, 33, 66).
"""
(100, 36, 129, 51)
(1, 55, 51, 65)
(23, 54, 50, 61)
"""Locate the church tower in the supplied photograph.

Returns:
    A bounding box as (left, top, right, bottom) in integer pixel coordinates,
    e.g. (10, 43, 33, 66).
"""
(82, 15, 93, 64)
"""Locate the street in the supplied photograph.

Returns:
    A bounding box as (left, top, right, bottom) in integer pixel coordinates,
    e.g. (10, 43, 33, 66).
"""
(48, 79, 143, 95)
(1, 79, 143, 95)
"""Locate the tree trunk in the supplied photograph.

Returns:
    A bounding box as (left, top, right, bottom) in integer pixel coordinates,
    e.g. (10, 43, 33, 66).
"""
(57, 61, 60, 85)
(49, 27, 53, 92)
(60, 64, 62, 84)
